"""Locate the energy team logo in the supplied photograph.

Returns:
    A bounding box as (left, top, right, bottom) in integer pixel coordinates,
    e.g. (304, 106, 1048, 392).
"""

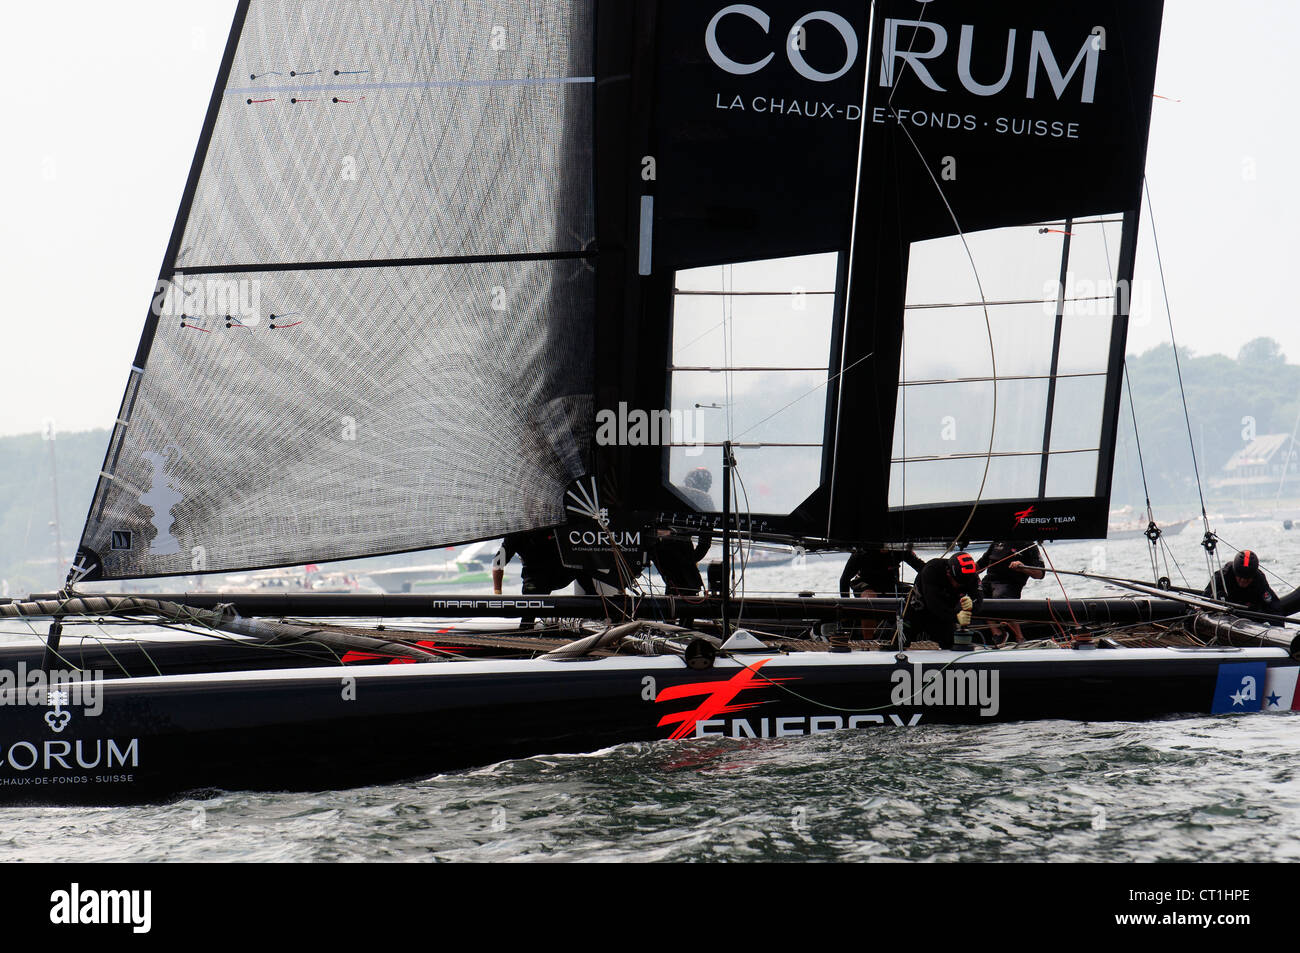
(654, 659, 924, 738)
(655, 659, 794, 739)
(1011, 504, 1078, 530)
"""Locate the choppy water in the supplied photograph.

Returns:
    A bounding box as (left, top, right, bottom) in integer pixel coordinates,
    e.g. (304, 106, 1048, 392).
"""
(3, 519, 1300, 862)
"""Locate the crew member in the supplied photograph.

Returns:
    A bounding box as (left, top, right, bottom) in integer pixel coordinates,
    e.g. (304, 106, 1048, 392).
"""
(977, 540, 1046, 643)
(840, 546, 927, 598)
(649, 468, 716, 625)
(1204, 550, 1280, 615)
(651, 530, 712, 595)
(492, 528, 593, 629)
(977, 540, 1045, 598)
(681, 467, 716, 511)
(840, 546, 927, 639)
(901, 552, 984, 650)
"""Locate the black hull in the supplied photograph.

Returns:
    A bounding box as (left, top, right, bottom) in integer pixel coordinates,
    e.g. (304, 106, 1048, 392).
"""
(0, 646, 1291, 805)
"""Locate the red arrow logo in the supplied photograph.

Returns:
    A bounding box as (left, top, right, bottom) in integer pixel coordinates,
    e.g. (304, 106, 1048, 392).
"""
(654, 659, 796, 740)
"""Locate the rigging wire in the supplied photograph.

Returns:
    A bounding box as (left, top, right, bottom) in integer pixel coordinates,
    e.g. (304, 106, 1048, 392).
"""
(813, 8, 1003, 642)
(1124, 362, 1163, 584)
(732, 350, 875, 443)
(1143, 176, 1219, 591)
(1157, 533, 1190, 589)
(731, 460, 756, 624)
(879, 12, 997, 556)
(1099, 213, 1164, 585)
(886, 112, 999, 626)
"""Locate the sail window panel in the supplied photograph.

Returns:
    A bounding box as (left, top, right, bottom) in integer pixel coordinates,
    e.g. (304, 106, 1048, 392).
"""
(674, 253, 838, 294)
(901, 303, 1057, 381)
(1054, 308, 1114, 376)
(893, 379, 1048, 459)
(889, 454, 1044, 509)
(1048, 375, 1107, 452)
(667, 445, 821, 517)
(177, 0, 595, 268)
(670, 295, 834, 370)
(669, 370, 828, 446)
(666, 254, 837, 516)
(1059, 216, 1126, 293)
(1045, 451, 1101, 499)
(905, 225, 1067, 307)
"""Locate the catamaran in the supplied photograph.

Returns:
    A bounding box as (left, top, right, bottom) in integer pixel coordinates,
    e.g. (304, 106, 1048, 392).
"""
(3, 0, 1296, 806)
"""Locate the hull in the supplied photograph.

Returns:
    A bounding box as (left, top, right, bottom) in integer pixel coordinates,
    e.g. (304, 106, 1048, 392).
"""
(0, 646, 1292, 805)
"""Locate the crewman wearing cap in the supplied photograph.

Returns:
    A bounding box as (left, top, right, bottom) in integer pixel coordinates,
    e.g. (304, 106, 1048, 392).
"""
(901, 552, 984, 649)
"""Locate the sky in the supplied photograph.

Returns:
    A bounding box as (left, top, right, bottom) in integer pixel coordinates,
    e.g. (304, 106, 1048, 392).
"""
(2, 1, 1298, 439)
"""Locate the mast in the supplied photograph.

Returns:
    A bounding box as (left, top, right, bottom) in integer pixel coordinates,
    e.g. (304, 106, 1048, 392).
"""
(721, 440, 733, 636)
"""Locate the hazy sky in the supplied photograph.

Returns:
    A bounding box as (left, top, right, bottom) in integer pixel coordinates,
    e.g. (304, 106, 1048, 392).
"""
(2, 1, 1298, 439)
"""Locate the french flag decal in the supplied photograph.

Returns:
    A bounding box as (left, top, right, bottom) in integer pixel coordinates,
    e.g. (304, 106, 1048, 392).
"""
(1262, 666, 1300, 713)
(1211, 662, 1266, 714)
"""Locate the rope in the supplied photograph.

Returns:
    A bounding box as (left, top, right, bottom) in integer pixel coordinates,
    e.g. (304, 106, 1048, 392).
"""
(1101, 205, 1163, 585)
(1038, 546, 1080, 627)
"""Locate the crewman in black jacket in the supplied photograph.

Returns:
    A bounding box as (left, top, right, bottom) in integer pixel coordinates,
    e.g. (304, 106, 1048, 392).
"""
(492, 528, 593, 629)
(1204, 550, 1280, 615)
(901, 552, 984, 650)
(840, 546, 927, 640)
(839, 546, 927, 598)
(976, 540, 1045, 598)
(977, 540, 1046, 642)
(653, 468, 716, 596)
(650, 529, 713, 595)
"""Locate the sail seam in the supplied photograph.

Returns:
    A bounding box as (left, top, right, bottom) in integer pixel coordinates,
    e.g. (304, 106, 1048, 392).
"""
(224, 76, 596, 96)
(168, 249, 596, 277)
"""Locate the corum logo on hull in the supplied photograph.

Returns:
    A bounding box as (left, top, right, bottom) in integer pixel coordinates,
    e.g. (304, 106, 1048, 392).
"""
(0, 737, 140, 786)
(705, 3, 1106, 103)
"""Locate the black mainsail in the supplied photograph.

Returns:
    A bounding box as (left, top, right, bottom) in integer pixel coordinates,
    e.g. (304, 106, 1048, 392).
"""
(74, 1, 599, 581)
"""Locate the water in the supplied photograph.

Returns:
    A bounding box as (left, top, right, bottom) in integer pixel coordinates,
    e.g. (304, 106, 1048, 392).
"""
(3, 520, 1299, 861)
